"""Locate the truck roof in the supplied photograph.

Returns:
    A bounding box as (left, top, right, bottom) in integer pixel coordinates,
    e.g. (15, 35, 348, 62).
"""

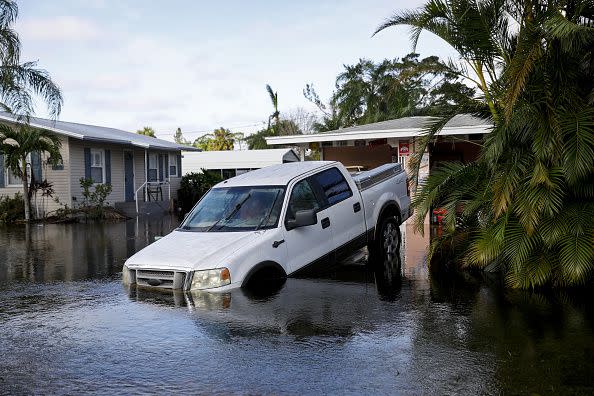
(214, 161, 337, 188)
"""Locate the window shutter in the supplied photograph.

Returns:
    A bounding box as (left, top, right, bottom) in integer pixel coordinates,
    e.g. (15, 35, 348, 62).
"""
(0, 153, 5, 188)
(31, 151, 42, 183)
(177, 154, 182, 177)
(158, 154, 164, 182)
(146, 154, 150, 182)
(105, 149, 111, 185)
(84, 148, 91, 180)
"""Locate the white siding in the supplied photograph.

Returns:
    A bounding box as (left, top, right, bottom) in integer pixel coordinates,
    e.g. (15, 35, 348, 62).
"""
(0, 135, 71, 215)
(40, 136, 71, 214)
(69, 140, 126, 206)
(2, 137, 182, 214)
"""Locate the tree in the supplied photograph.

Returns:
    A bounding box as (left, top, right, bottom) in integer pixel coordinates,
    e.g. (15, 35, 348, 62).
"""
(137, 126, 156, 138)
(244, 128, 274, 150)
(304, 84, 343, 132)
(0, 0, 63, 119)
(193, 127, 241, 151)
(266, 84, 280, 130)
(334, 55, 474, 126)
(376, 0, 594, 288)
(0, 125, 61, 221)
(173, 127, 190, 145)
(0, 0, 63, 222)
(283, 107, 317, 135)
(303, 55, 475, 132)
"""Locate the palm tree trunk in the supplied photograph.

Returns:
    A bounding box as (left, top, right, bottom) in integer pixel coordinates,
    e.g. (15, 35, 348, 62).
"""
(21, 156, 31, 221)
(474, 62, 499, 121)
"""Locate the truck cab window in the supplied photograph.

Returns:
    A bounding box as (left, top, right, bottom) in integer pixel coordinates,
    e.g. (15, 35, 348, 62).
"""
(312, 167, 352, 206)
(286, 179, 320, 220)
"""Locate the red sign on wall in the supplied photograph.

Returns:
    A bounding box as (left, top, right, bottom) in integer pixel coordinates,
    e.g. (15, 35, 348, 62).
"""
(399, 141, 410, 156)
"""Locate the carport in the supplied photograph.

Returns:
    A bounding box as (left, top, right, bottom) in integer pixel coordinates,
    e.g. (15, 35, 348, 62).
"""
(265, 114, 492, 181)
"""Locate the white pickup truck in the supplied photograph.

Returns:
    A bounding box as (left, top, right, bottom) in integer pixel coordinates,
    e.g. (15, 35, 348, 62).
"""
(123, 161, 410, 292)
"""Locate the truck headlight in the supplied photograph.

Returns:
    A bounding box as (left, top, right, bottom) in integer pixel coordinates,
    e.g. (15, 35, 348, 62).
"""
(122, 264, 135, 285)
(191, 268, 231, 290)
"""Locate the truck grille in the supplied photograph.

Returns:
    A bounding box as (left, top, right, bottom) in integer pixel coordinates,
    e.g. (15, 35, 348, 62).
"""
(135, 269, 187, 290)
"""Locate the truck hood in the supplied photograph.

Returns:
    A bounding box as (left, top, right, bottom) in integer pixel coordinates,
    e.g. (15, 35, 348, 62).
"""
(125, 229, 260, 271)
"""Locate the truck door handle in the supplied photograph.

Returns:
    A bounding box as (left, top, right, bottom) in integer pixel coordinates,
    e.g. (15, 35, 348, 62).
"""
(272, 239, 285, 248)
(353, 202, 361, 213)
(321, 217, 330, 229)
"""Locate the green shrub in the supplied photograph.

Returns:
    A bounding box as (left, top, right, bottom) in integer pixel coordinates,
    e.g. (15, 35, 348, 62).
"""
(79, 178, 113, 219)
(0, 193, 25, 224)
(178, 170, 221, 214)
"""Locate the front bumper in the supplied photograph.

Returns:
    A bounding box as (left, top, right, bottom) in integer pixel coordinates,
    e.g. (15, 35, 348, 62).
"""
(123, 266, 239, 292)
(123, 267, 190, 290)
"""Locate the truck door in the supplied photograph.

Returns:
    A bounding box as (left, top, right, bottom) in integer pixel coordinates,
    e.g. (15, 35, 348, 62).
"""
(310, 167, 366, 259)
(283, 177, 335, 274)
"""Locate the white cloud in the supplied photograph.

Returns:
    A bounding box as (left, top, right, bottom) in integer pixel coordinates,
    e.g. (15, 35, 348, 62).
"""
(18, 16, 101, 41)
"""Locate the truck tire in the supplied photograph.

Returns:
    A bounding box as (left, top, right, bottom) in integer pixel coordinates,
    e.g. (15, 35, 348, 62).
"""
(368, 214, 401, 268)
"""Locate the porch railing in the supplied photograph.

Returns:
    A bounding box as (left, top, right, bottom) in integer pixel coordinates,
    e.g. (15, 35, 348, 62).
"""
(135, 181, 171, 213)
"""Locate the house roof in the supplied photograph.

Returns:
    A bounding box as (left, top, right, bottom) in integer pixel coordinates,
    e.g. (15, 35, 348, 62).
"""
(214, 161, 334, 187)
(0, 112, 198, 151)
(265, 114, 493, 146)
(182, 148, 299, 173)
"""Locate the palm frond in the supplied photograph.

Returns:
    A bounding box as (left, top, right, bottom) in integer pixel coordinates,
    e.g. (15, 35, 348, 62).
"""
(0, 62, 63, 119)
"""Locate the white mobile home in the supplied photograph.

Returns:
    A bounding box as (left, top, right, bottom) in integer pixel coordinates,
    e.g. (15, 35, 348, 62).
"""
(182, 148, 300, 179)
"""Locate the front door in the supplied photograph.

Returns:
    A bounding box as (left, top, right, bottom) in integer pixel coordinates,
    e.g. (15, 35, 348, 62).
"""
(124, 151, 134, 202)
(283, 177, 334, 274)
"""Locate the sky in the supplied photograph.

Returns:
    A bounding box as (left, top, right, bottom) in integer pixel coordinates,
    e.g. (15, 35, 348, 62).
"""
(15, 0, 455, 141)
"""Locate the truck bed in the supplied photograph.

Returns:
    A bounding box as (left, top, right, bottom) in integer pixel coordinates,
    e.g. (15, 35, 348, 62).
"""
(352, 163, 404, 191)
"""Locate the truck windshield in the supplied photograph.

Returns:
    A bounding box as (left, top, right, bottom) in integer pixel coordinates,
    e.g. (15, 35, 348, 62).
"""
(180, 186, 286, 232)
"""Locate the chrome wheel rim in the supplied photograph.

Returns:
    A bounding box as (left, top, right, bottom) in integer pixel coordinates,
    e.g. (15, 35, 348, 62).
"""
(382, 221, 399, 261)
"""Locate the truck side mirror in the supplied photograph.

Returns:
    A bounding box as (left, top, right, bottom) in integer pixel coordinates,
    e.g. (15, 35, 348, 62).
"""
(286, 209, 317, 230)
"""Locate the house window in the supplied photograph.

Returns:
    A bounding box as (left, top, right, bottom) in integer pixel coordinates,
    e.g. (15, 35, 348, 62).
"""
(5, 154, 31, 186)
(148, 153, 158, 182)
(90, 149, 104, 183)
(222, 169, 236, 179)
(168, 154, 177, 177)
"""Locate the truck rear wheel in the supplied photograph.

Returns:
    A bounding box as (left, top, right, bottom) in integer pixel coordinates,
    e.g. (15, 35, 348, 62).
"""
(368, 214, 401, 270)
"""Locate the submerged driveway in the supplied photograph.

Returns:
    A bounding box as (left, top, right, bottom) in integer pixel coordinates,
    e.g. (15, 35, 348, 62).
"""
(0, 216, 593, 394)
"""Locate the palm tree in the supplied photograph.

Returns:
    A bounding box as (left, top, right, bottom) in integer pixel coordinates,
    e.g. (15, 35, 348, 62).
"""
(0, 0, 62, 119)
(376, 0, 594, 288)
(173, 127, 190, 145)
(375, 0, 507, 120)
(0, 0, 63, 222)
(0, 124, 62, 221)
(266, 84, 279, 131)
(210, 127, 235, 150)
(136, 126, 156, 138)
(193, 128, 241, 151)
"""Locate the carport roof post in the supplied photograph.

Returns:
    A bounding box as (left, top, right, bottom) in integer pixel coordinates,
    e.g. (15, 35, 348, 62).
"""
(265, 114, 493, 146)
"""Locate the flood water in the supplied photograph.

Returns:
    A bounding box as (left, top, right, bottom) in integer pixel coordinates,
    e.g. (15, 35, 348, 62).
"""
(1, 217, 594, 395)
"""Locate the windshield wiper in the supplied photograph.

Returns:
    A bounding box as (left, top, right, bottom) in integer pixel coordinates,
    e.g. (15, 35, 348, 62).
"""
(206, 193, 251, 232)
(255, 190, 281, 231)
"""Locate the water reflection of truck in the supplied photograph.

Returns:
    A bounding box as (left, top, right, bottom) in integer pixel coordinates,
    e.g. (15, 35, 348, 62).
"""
(127, 256, 403, 338)
(123, 161, 410, 292)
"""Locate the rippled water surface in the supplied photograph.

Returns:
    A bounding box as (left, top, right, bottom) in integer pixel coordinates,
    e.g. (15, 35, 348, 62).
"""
(1, 217, 594, 395)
